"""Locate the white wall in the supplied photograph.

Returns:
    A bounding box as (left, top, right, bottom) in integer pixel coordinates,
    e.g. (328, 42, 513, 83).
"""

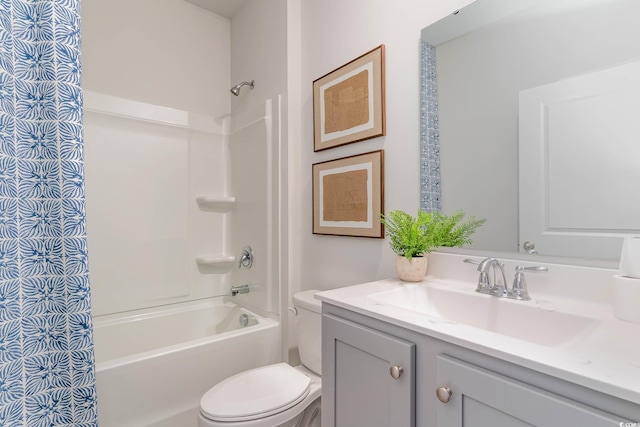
(230, 0, 288, 115)
(296, 0, 474, 292)
(82, 0, 230, 117)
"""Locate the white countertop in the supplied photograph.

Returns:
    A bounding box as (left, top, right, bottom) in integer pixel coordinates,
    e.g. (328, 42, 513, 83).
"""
(315, 253, 640, 405)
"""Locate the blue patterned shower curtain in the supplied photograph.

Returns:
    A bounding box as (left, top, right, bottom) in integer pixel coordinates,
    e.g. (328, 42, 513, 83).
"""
(0, 1, 98, 426)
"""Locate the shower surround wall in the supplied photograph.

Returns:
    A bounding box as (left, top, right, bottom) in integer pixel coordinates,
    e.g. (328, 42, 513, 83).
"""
(82, 0, 231, 315)
(81, 0, 231, 314)
(84, 93, 282, 318)
(83, 93, 232, 315)
(228, 98, 282, 315)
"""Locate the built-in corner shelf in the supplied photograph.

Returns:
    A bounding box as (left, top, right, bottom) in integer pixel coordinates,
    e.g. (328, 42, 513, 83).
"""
(195, 255, 236, 274)
(195, 196, 236, 213)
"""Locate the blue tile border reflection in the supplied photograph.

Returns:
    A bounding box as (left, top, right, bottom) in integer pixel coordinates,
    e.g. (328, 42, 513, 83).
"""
(420, 40, 442, 213)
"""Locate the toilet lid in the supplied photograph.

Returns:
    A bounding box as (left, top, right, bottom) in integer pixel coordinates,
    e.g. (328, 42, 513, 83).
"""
(200, 363, 311, 422)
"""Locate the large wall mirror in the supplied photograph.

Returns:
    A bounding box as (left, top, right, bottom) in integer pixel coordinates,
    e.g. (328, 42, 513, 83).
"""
(421, 0, 640, 263)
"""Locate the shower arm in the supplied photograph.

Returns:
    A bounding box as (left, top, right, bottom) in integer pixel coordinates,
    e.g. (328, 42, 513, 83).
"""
(230, 80, 255, 96)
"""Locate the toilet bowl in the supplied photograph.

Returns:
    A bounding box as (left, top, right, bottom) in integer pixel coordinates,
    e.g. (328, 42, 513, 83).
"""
(198, 290, 322, 427)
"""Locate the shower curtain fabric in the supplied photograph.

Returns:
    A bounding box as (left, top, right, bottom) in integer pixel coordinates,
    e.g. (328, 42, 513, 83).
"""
(0, 1, 98, 426)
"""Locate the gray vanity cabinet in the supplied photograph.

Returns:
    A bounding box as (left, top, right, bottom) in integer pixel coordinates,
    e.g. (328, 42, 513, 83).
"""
(322, 303, 639, 427)
(322, 313, 416, 427)
(436, 355, 620, 426)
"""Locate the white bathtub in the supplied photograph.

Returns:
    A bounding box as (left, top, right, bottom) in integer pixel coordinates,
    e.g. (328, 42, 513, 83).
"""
(93, 298, 280, 427)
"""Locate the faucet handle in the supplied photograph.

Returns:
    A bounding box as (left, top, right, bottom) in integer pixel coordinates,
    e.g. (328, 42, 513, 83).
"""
(464, 258, 491, 294)
(511, 265, 548, 300)
(517, 265, 548, 273)
(238, 246, 254, 269)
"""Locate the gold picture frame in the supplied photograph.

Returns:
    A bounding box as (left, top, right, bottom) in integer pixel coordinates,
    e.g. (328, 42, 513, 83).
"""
(313, 150, 384, 238)
(313, 45, 386, 152)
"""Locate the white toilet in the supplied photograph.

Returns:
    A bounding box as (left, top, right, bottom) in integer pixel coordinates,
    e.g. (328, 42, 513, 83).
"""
(198, 290, 322, 427)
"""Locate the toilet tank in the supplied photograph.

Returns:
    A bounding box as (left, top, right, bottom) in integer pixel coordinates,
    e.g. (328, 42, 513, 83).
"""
(293, 290, 322, 375)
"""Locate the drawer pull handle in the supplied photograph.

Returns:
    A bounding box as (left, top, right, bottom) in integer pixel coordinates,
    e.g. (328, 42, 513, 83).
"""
(390, 365, 403, 379)
(436, 387, 452, 403)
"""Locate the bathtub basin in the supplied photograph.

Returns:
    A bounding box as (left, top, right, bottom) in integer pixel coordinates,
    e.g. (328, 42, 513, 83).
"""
(367, 283, 599, 347)
(93, 298, 280, 427)
(93, 299, 259, 363)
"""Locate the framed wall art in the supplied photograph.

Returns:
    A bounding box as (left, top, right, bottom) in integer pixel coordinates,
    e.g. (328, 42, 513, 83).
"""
(313, 45, 386, 152)
(313, 150, 384, 238)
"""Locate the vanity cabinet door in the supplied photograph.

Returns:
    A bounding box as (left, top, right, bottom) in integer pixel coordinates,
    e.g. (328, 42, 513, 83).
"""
(435, 355, 621, 427)
(322, 314, 415, 427)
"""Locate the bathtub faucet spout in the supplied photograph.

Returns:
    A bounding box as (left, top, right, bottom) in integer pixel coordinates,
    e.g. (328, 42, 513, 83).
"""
(230, 284, 250, 296)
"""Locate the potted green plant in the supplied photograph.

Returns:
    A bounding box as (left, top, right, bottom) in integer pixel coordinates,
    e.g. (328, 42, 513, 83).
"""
(380, 209, 485, 282)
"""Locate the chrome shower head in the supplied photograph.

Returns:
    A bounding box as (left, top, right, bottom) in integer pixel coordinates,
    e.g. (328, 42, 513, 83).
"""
(230, 80, 255, 96)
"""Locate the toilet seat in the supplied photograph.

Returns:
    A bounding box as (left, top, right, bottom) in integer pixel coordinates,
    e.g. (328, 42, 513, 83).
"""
(200, 363, 312, 422)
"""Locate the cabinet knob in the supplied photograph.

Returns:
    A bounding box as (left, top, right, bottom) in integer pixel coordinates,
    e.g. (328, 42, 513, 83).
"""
(389, 365, 403, 379)
(436, 387, 452, 403)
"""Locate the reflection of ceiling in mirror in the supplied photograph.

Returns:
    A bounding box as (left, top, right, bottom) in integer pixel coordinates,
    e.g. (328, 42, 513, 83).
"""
(185, 0, 248, 18)
(420, 0, 640, 261)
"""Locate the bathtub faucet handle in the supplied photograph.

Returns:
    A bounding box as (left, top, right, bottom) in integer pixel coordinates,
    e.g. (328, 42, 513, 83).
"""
(238, 246, 254, 269)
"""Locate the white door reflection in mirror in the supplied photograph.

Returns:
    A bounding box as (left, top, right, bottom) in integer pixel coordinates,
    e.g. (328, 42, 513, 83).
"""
(519, 60, 640, 259)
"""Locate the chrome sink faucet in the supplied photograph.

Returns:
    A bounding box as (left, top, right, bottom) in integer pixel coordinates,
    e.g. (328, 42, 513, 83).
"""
(465, 257, 508, 297)
(464, 258, 547, 300)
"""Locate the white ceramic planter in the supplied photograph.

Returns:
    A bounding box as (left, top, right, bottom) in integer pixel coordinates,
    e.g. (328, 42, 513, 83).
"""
(395, 255, 428, 282)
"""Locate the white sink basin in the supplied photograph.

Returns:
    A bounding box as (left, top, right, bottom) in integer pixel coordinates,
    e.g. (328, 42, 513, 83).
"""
(368, 284, 599, 347)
